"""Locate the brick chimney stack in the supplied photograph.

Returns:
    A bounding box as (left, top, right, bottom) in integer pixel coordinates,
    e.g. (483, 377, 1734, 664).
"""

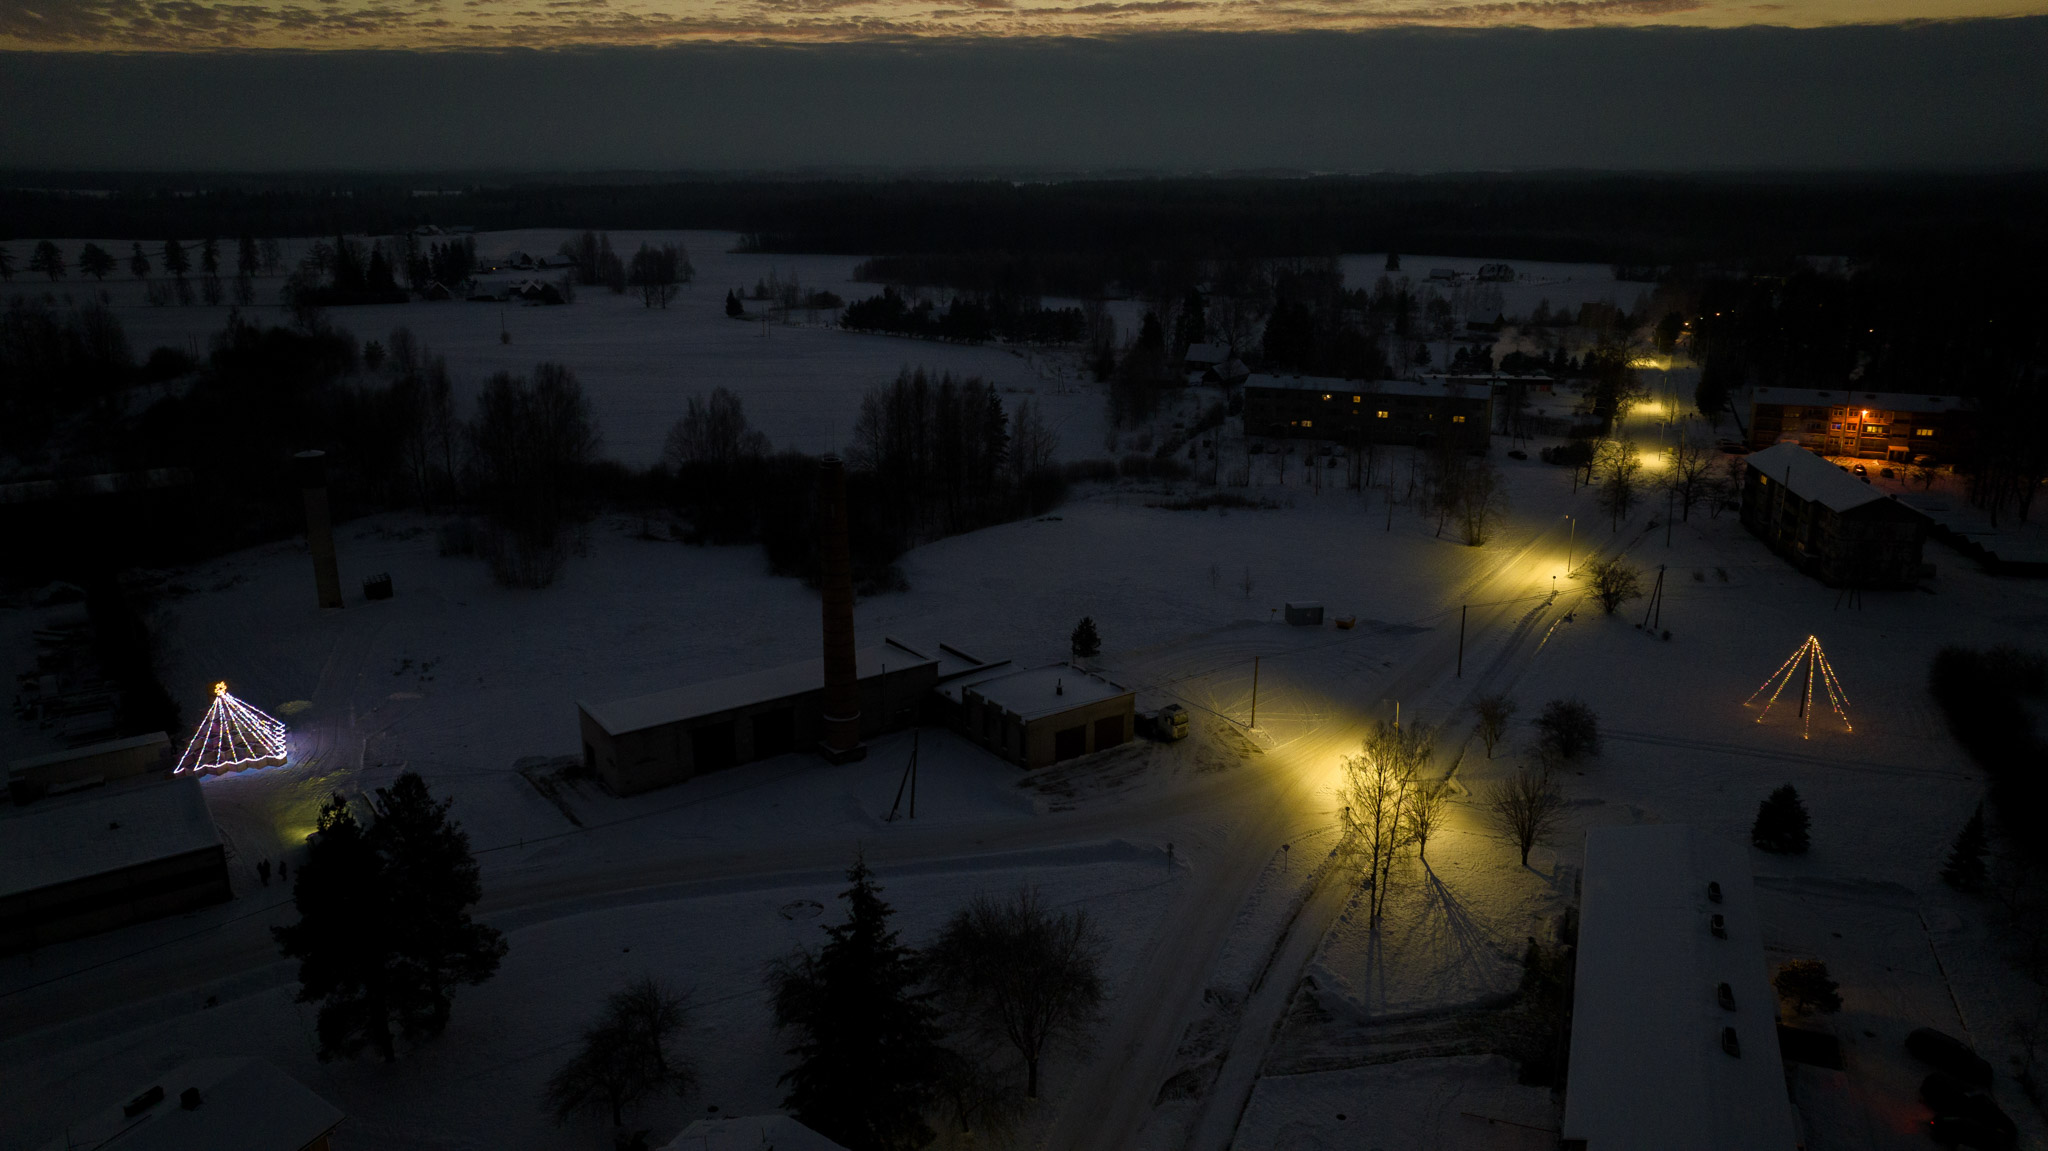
(817, 456, 865, 762)
(294, 450, 344, 610)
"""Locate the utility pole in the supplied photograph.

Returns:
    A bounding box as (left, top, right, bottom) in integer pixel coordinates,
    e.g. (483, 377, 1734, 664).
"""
(1457, 605, 1467, 678)
(1249, 656, 1261, 728)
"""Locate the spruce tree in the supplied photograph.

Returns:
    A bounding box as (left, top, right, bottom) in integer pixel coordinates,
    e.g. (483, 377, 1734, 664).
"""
(78, 242, 115, 281)
(1751, 784, 1811, 854)
(770, 856, 944, 1151)
(29, 240, 65, 280)
(275, 771, 506, 1060)
(1941, 804, 1988, 892)
(1070, 617, 1101, 662)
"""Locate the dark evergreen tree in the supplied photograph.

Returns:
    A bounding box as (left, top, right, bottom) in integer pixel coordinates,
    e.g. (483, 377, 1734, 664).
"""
(1941, 804, 1988, 892)
(77, 242, 116, 281)
(29, 240, 65, 280)
(1070, 617, 1101, 662)
(769, 856, 945, 1151)
(274, 772, 506, 1061)
(1751, 784, 1812, 854)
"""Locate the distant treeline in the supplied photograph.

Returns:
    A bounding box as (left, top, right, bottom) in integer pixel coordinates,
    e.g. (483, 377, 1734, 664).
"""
(840, 287, 1087, 345)
(7, 174, 2047, 281)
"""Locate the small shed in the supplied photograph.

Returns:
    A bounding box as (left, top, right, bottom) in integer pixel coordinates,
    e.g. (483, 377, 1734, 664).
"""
(956, 665, 1135, 769)
(1284, 602, 1324, 626)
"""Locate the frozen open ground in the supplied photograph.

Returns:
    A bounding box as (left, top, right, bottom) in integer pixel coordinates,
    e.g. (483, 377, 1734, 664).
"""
(3, 242, 2044, 1150)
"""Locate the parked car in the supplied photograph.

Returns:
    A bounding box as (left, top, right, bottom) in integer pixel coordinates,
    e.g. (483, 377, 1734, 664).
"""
(1140, 704, 1189, 742)
(1922, 1073, 2016, 1142)
(1907, 1028, 1994, 1086)
(1930, 1113, 2016, 1150)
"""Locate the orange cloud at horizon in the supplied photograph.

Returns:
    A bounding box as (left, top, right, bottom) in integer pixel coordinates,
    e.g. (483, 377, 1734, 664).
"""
(1, 0, 2040, 50)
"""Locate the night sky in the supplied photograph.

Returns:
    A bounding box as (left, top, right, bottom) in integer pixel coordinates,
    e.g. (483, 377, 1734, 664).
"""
(2, 7, 2043, 170)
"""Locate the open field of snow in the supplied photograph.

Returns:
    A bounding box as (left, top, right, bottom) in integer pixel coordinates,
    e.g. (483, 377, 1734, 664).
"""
(5, 238, 2046, 1150)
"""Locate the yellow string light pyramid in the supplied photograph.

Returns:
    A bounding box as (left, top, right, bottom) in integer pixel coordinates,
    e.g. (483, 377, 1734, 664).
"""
(175, 681, 289, 773)
(1745, 635, 1852, 739)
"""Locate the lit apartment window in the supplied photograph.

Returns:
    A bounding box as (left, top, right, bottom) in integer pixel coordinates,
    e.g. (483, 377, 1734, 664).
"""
(1916, 427, 1936, 437)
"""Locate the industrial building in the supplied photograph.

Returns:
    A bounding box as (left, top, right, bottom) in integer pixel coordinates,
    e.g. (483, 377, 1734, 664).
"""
(578, 640, 943, 795)
(38, 1058, 344, 1151)
(1, 775, 231, 954)
(1741, 443, 1931, 587)
(1561, 824, 1795, 1151)
(1745, 386, 1972, 465)
(951, 665, 1135, 769)
(1241, 375, 1493, 451)
(7, 730, 169, 802)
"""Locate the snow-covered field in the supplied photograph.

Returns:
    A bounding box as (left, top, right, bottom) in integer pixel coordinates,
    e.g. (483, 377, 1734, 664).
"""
(3, 240, 2043, 1151)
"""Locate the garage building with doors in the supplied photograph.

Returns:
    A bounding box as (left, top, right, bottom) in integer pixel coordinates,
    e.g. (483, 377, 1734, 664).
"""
(955, 665, 1135, 769)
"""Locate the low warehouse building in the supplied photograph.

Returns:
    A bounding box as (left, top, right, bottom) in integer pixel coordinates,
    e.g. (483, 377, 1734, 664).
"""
(1741, 442, 1931, 587)
(1562, 824, 1795, 1151)
(0, 775, 231, 954)
(38, 1057, 344, 1151)
(8, 730, 170, 802)
(578, 640, 940, 795)
(955, 665, 1135, 769)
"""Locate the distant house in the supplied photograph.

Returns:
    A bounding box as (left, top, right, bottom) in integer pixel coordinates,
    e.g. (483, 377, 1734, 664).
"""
(1745, 386, 1972, 466)
(664, 1115, 847, 1151)
(950, 665, 1134, 769)
(1241, 374, 1493, 453)
(1561, 825, 1796, 1151)
(37, 1058, 343, 1151)
(1740, 442, 1931, 587)
(1, 775, 230, 954)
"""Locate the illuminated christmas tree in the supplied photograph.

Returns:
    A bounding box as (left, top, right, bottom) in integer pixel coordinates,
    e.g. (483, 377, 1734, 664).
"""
(1745, 635, 1852, 739)
(176, 681, 289, 773)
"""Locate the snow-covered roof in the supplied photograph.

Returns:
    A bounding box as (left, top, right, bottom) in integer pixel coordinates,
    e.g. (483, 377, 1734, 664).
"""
(35, 1057, 342, 1151)
(960, 665, 1131, 722)
(1184, 342, 1227, 365)
(1745, 443, 1888, 514)
(1562, 824, 1795, 1151)
(1749, 386, 1966, 414)
(665, 1115, 848, 1151)
(1242, 374, 1486, 399)
(0, 776, 221, 900)
(580, 641, 938, 736)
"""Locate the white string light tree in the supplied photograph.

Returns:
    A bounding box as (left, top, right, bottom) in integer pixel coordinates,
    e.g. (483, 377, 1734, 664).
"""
(1746, 635, 1852, 740)
(175, 681, 290, 774)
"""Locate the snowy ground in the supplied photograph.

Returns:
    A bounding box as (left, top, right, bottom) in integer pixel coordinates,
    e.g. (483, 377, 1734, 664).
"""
(5, 243, 2045, 1150)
